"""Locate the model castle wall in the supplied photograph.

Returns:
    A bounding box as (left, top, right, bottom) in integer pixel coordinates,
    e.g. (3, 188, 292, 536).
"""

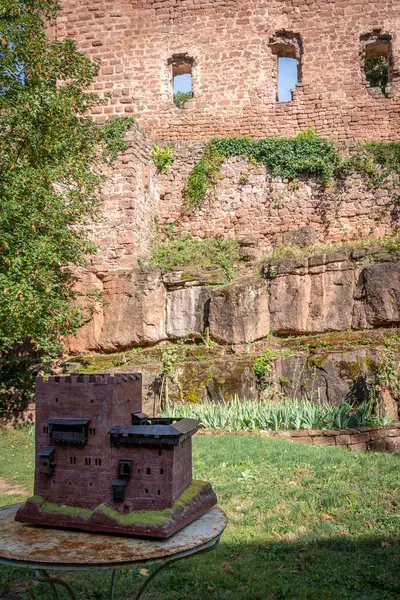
(35, 374, 192, 510)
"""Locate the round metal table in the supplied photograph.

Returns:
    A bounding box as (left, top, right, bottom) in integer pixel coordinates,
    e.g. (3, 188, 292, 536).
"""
(0, 504, 227, 600)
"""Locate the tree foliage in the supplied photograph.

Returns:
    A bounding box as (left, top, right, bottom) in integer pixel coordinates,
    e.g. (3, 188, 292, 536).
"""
(0, 0, 133, 356)
(364, 56, 389, 92)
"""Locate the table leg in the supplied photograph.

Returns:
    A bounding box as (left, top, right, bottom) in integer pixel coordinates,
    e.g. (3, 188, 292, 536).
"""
(35, 569, 77, 600)
(109, 569, 117, 600)
(134, 539, 220, 600)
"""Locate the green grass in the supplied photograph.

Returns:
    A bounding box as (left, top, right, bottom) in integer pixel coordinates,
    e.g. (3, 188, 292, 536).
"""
(0, 430, 399, 599)
(0, 425, 34, 490)
(138, 234, 241, 281)
(263, 235, 400, 264)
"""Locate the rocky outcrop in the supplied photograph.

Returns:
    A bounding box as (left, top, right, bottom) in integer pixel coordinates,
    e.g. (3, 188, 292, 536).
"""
(67, 269, 166, 353)
(99, 269, 166, 351)
(363, 261, 400, 326)
(66, 251, 400, 353)
(166, 287, 213, 339)
(209, 277, 270, 344)
(266, 251, 400, 335)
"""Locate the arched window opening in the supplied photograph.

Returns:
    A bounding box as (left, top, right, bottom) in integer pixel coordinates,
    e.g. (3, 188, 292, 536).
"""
(269, 32, 303, 103)
(361, 31, 393, 97)
(170, 55, 193, 108)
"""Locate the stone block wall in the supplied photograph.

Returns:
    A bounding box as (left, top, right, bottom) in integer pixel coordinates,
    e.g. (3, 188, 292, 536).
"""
(260, 424, 400, 453)
(156, 149, 396, 252)
(56, 0, 400, 142)
(86, 125, 158, 276)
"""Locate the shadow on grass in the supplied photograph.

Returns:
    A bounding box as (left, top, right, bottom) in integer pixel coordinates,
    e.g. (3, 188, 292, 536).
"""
(1, 535, 399, 600)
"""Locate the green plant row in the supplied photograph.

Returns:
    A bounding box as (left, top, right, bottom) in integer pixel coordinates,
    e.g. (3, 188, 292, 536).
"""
(183, 128, 400, 213)
(163, 396, 393, 432)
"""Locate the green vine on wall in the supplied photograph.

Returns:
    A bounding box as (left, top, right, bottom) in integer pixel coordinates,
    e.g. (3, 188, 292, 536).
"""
(183, 129, 400, 214)
(183, 129, 339, 213)
(101, 116, 135, 165)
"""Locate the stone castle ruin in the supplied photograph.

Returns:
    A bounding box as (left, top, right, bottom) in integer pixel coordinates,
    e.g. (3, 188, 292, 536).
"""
(45, 0, 400, 414)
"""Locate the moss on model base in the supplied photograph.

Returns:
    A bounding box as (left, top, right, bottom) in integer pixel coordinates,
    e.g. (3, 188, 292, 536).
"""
(15, 481, 217, 538)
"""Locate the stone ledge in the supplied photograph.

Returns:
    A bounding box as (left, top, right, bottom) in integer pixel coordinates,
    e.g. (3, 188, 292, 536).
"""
(260, 424, 400, 453)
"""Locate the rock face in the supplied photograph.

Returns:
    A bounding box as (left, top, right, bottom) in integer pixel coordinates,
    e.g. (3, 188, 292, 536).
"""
(364, 262, 400, 326)
(66, 269, 166, 353)
(209, 277, 270, 344)
(66, 253, 400, 353)
(166, 287, 213, 339)
(99, 269, 166, 351)
(266, 252, 400, 335)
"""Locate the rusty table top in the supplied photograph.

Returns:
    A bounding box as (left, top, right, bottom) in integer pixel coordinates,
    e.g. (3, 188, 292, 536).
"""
(0, 504, 227, 571)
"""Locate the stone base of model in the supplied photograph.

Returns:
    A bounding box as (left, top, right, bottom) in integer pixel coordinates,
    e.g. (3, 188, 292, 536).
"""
(15, 481, 217, 539)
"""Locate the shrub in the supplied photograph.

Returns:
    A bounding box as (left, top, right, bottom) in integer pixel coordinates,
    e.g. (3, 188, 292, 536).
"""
(173, 91, 193, 108)
(139, 234, 241, 281)
(152, 144, 174, 173)
(183, 129, 340, 212)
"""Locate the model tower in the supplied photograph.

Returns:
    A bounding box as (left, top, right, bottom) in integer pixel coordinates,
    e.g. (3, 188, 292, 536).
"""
(16, 373, 217, 538)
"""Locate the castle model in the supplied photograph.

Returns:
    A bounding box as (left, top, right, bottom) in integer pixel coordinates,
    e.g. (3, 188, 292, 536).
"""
(16, 373, 217, 538)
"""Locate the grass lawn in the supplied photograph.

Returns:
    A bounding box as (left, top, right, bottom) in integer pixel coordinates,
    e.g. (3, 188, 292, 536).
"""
(0, 428, 399, 599)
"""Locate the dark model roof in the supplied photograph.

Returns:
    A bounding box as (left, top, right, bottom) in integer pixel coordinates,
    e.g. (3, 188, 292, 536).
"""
(49, 418, 90, 426)
(109, 418, 199, 447)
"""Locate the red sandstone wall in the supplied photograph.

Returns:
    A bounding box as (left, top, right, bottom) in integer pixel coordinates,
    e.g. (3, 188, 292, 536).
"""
(87, 126, 158, 274)
(157, 149, 395, 250)
(57, 0, 400, 142)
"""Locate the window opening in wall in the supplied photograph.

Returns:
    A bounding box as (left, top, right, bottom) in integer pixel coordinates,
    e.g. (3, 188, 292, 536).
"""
(89, 428, 96, 436)
(361, 31, 393, 96)
(278, 57, 298, 103)
(70, 456, 76, 465)
(85, 457, 91, 466)
(95, 458, 101, 466)
(269, 32, 303, 103)
(160, 468, 164, 475)
(170, 55, 193, 108)
(146, 467, 151, 475)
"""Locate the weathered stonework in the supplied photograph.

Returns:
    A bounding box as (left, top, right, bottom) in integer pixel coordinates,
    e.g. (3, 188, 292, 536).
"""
(265, 251, 400, 335)
(156, 152, 397, 251)
(56, 0, 400, 142)
(260, 424, 400, 453)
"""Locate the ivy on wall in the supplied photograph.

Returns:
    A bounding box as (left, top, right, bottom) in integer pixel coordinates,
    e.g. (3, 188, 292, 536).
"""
(183, 129, 339, 213)
(182, 129, 400, 214)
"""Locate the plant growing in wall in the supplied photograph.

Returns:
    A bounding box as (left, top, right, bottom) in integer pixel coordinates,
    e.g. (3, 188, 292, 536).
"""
(152, 144, 174, 173)
(0, 0, 133, 397)
(183, 129, 340, 213)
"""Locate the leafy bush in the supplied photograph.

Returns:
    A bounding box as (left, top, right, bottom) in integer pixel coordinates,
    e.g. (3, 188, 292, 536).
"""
(0, 0, 133, 360)
(139, 234, 240, 281)
(173, 91, 193, 108)
(252, 349, 292, 389)
(163, 396, 393, 432)
(364, 56, 389, 92)
(152, 144, 174, 173)
(183, 129, 340, 212)
(184, 130, 400, 213)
